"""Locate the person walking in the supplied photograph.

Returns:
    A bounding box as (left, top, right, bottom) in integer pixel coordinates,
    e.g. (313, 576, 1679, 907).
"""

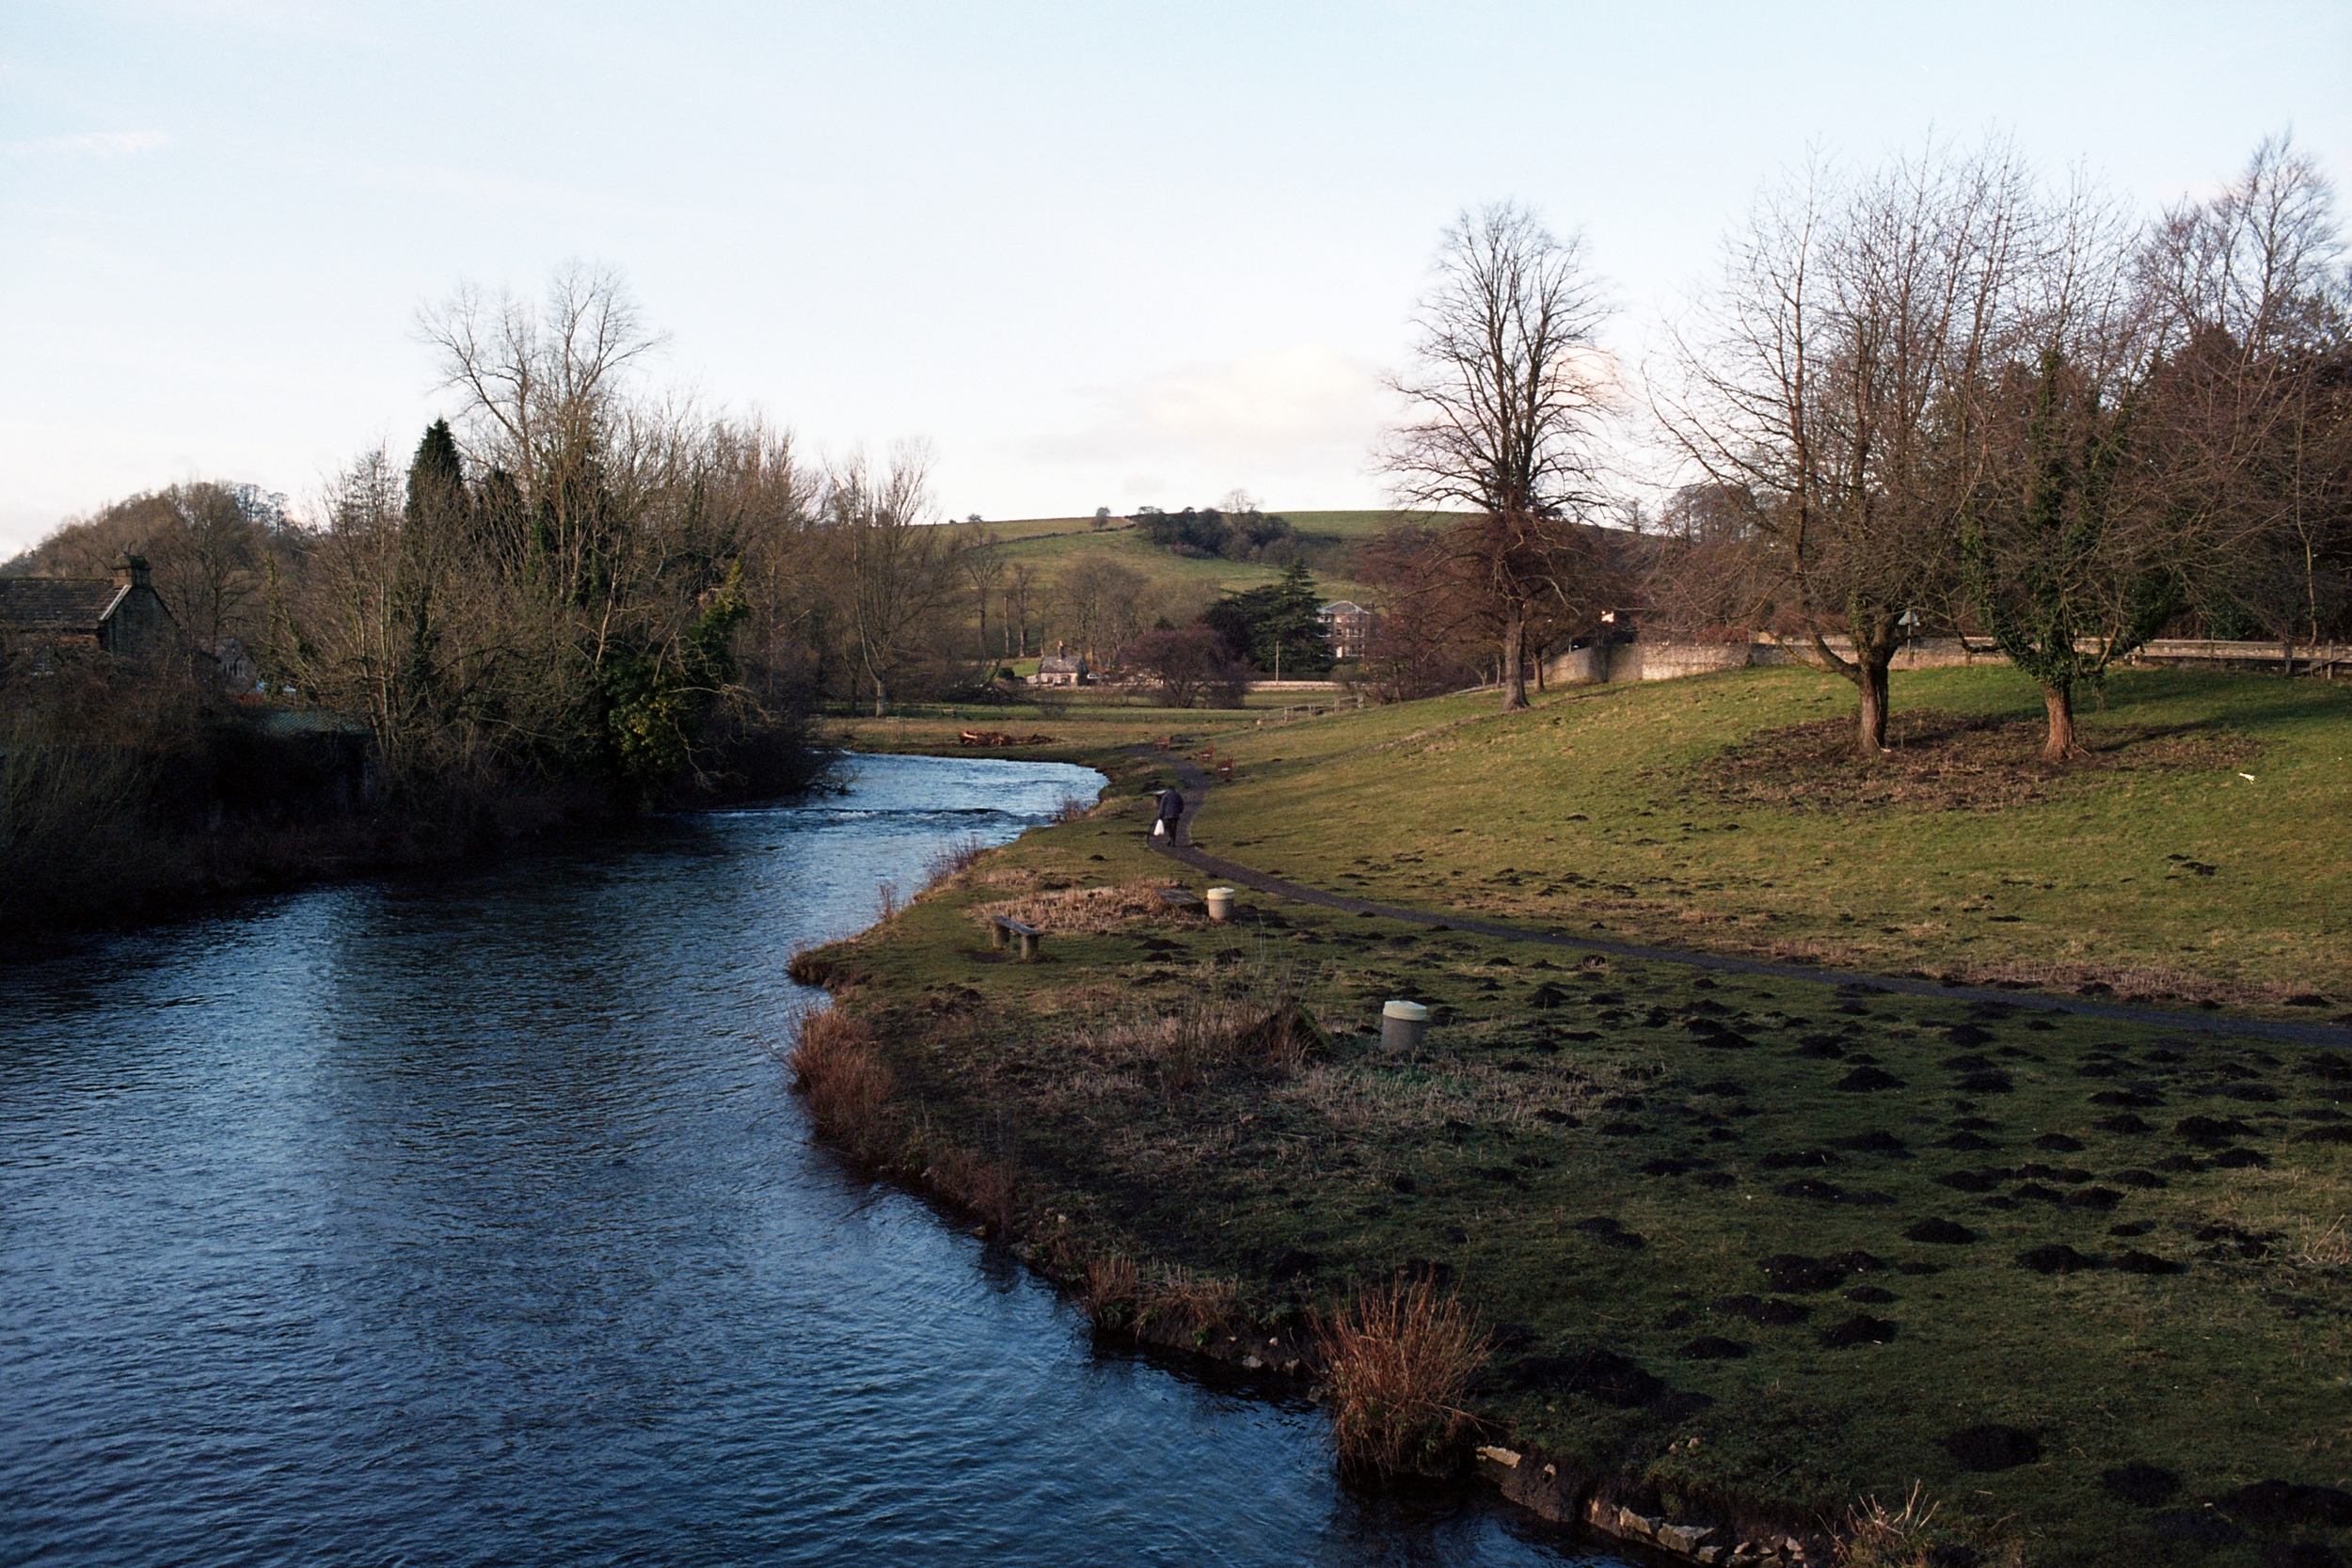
(1152, 785, 1184, 843)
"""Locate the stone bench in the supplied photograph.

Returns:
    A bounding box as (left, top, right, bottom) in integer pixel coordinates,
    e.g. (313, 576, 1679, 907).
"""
(1153, 888, 1202, 910)
(988, 916, 1044, 960)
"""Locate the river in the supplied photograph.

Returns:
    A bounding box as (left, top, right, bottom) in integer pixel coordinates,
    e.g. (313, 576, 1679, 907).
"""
(0, 752, 1613, 1566)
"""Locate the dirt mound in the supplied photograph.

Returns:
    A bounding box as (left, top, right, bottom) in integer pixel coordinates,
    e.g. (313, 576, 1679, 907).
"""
(1758, 1255, 1847, 1291)
(2102, 1460, 2184, 1506)
(1676, 1335, 1749, 1359)
(1509, 1347, 1664, 1407)
(1836, 1067, 1903, 1092)
(1943, 1423, 2042, 1471)
(2217, 1481, 2352, 1528)
(2018, 1244, 2101, 1274)
(1713, 1294, 1810, 1326)
(1906, 1217, 1979, 1244)
(1693, 710, 2258, 814)
(1818, 1314, 1899, 1347)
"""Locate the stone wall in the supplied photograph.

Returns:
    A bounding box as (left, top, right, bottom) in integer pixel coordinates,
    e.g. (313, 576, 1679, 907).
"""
(1541, 637, 1996, 688)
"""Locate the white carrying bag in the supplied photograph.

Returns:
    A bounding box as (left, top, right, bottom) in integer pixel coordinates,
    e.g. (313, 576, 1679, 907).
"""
(1152, 819, 1167, 838)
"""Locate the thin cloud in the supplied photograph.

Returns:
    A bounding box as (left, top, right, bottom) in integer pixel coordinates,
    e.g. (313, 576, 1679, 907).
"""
(3, 131, 173, 160)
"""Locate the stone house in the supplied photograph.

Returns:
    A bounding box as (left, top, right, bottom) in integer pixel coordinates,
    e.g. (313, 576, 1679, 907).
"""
(1033, 643, 1089, 687)
(0, 553, 179, 661)
(1318, 600, 1376, 660)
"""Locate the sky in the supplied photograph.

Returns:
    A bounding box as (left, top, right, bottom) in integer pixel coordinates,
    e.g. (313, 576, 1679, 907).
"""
(3, 1, 2348, 556)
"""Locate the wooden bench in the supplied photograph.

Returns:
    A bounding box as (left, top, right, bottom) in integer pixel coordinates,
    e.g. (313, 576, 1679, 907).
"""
(988, 915, 1044, 960)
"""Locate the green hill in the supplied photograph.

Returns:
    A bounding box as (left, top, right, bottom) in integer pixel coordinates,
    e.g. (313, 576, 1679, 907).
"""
(977, 510, 1459, 606)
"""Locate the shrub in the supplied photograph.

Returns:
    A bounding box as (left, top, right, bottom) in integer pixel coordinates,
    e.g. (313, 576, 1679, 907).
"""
(1314, 1277, 1490, 1477)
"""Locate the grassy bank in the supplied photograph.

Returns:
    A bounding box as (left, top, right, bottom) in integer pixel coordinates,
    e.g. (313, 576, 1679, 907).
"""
(800, 666, 2352, 1565)
(840, 664, 2352, 1010)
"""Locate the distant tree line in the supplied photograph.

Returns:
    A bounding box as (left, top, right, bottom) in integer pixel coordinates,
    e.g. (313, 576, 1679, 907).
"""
(1354, 135, 2349, 756)
(1134, 502, 1297, 562)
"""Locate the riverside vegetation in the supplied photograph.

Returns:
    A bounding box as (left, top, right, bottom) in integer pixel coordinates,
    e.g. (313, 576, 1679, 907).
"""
(791, 663, 2352, 1568)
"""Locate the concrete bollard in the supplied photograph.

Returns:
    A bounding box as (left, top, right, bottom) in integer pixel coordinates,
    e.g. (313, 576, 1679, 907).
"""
(1204, 887, 1235, 921)
(1381, 999, 1429, 1053)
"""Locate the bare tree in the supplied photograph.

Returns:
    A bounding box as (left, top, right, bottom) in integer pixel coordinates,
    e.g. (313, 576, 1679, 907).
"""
(1658, 142, 2038, 752)
(958, 524, 1004, 668)
(1050, 555, 1148, 666)
(1382, 201, 1617, 710)
(2137, 135, 2352, 657)
(834, 444, 962, 715)
(1002, 562, 1039, 657)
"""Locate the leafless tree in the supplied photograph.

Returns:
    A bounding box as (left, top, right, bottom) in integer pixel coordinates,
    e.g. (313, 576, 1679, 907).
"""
(1657, 142, 2038, 752)
(1051, 555, 1148, 666)
(833, 444, 963, 715)
(1381, 201, 1617, 710)
(2137, 135, 2352, 657)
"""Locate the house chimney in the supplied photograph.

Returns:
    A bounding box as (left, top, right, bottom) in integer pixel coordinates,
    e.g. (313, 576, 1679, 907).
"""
(112, 552, 151, 590)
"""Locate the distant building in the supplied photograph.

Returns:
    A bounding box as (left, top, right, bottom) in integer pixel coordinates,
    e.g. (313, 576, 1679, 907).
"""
(0, 553, 178, 661)
(1033, 641, 1089, 687)
(1317, 599, 1376, 660)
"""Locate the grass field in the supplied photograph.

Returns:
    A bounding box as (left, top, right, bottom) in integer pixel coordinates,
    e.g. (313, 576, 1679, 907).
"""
(977, 509, 1455, 605)
(800, 664, 2352, 1561)
(839, 664, 2352, 1008)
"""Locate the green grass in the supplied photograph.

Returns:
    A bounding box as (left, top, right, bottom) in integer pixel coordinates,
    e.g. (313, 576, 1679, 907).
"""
(1190, 663, 2352, 1008)
(804, 663, 2352, 1563)
(808, 768, 2352, 1566)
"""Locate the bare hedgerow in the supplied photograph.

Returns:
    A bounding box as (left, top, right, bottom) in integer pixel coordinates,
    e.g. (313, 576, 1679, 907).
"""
(1315, 1276, 1490, 1478)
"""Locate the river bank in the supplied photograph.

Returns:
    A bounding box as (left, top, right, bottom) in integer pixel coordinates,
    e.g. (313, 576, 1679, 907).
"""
(798, 670, 2352, 1568)
(2, 752, 1599, 1566)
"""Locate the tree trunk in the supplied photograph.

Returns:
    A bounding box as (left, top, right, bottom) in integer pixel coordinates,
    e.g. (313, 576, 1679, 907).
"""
(872, 674, 887, 718)
(2042, 682, 2079, 761)
(1855, 656, 1891, 754)
(1500, 612, 1529, 711)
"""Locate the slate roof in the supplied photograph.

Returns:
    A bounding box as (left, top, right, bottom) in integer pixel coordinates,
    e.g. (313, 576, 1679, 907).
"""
(0, 577, 124, 633)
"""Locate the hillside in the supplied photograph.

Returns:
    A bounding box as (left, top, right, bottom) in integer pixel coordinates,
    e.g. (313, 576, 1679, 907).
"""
(977, 509, 1456, 606)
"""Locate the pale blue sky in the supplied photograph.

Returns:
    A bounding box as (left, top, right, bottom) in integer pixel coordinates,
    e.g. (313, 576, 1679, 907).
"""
(4, 1, 2347, 553)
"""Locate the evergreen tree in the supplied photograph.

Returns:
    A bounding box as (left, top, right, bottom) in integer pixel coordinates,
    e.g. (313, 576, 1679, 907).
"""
(1200, 561, 1333, 675)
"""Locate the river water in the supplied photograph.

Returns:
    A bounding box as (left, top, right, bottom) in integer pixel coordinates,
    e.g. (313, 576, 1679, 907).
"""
(0, 752, 1612, 1567)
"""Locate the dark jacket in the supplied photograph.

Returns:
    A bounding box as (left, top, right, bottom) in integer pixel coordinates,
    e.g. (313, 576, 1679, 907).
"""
(1156, 788, 1185, 825)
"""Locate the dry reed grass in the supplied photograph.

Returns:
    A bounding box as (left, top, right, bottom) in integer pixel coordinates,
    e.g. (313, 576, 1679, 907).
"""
(924, 1143, 1018, 1234)
(968, 878, 1187, 935)
(1835, 1483, 1949, 1568)
(1073, 989, 1322, 1090)
(1143, 1266, 1242, 1338)
(1314, 1276, 1490, 1477)
(787, 1009, 894, 1150)
(1081, 1254, 1142, 1328)
(921, 833, 988, 889)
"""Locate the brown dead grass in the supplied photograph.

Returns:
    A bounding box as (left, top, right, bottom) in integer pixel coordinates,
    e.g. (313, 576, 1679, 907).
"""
(1695, 710, 2259, 813)
(1144, 1266, 1243, 1336)
(1081, 1254, 1142, 1328)
(969, 878, 1191, 935)
(787, 1009, 895, 1152)
(1315, 1276, 1491, 1478)
(924, 1142, 1018, 1234)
